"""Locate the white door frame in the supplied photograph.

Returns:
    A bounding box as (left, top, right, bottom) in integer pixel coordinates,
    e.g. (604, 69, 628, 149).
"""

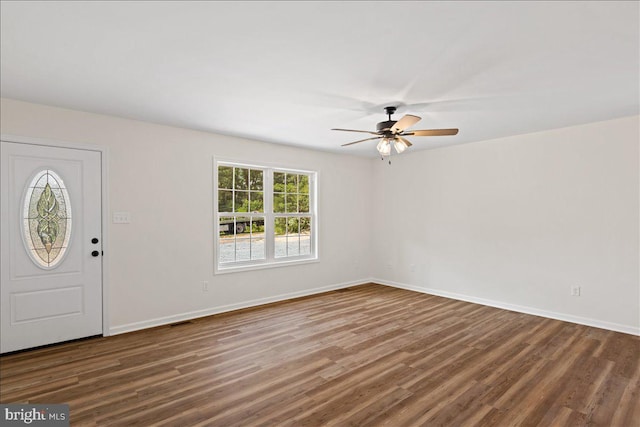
(1, 134, 110, 338)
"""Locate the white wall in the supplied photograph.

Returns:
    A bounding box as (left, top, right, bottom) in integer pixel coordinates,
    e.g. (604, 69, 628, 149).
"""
(371, 115, 640, 334)
(2, 98, 638, 336)
(1, 98, 373, 333)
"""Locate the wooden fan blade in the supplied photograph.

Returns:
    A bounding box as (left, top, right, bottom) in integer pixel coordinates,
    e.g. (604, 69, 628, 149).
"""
(398, 136, 413, 147)
(331, 128, 379, 135)
(391, 114, 421, 133)
(341, 136, 382, 147)
(406, 128, 459, 136)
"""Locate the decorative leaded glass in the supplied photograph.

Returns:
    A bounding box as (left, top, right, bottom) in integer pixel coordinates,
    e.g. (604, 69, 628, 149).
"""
(22, 170, 72, 268)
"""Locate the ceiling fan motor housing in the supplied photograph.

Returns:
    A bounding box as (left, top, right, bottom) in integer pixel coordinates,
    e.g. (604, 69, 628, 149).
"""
(376, 120, 397, 132)
(378, 106, 398, 132)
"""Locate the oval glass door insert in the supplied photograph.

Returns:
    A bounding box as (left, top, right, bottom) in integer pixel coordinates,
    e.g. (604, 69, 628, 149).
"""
(22, 169, 72, 268)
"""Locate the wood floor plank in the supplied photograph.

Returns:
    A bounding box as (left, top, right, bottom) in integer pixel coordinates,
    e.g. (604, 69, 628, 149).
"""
(610, 367, 640, 426)
(1, 283, 638, 426)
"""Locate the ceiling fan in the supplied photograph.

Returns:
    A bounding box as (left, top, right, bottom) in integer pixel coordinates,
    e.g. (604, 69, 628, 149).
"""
(332, 106, 458, 159)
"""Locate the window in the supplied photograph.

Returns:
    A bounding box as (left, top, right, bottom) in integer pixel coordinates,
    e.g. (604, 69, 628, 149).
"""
(22, 169, 72, 269)
(273, 171, 312, 258)
(215, 160, 316, 272)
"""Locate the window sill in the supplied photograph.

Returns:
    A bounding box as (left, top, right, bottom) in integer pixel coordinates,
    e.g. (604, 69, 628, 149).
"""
(214, 256, 319, 275)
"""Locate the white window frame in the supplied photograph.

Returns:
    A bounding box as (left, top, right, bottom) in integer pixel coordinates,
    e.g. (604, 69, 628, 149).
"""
(214, 158, 318, 274)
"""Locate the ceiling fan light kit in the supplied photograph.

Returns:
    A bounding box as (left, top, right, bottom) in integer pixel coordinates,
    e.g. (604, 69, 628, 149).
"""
(376, 138, 391, 156)
(393, 138, 408, 154)
(332, 105, 459, 163)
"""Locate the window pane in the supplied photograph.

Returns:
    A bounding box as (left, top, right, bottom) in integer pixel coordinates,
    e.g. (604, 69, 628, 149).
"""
(273, 193, 285, 213)
(251, 238, 265, 260)
(234, 191, 249, 212)
(287, 217, 300, 235)
(219, 216, 236, 263)
(274, 217, 287, 258)
(250, 191, 264, 212)
(299, 194, 309, 213)
(274, 172, 285, 193)
(286, 174, 297, 193)
(300, 217, 311, 233)
(287, 217, 300, 257)
(274, 217, 287, 234)
(219, 216, 235, 237)
(218, 166, 233, 189)
(218, 190, 233, 212)
(287, 236, 300, 256)
(249, 169, 263, 191)
(236, 238, 251, 262)
(250, 217, 265, 233)
(251, 217, 265, 260)
(235, 168, 249, 190)
(298, 175, 309, 194)
(300, 234, 311, 255)
(219, 241, 235, 263)
(235, 217, 249, 234)
(286, 193, 298, 213)
(300, 217, 311, 255)
(287, 217, 301, 256)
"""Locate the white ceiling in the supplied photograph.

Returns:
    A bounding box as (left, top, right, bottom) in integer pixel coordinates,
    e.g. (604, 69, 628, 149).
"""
(1, 1, 638, 156)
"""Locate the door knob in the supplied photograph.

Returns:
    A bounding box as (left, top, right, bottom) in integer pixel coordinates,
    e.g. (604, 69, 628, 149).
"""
(91, 250, 100, 257)
(91, 238, 99, 244)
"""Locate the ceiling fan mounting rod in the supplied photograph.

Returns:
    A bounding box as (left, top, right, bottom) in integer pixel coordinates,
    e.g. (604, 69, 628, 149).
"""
(384, 106, 397, 121)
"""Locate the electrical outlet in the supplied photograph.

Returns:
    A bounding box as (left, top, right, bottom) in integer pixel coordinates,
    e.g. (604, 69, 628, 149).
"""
(202, 281, 209, 292)
(571, 285, 581, 297)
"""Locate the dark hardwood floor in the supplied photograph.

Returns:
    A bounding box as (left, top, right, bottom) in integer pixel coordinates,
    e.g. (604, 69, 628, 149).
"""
(1, 283, 638, 426)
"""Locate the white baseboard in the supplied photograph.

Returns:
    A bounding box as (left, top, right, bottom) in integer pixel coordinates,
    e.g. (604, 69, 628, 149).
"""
(373, 278, 640, 336)
(109, 279, 370, 336)
(110, 278, 639, 337)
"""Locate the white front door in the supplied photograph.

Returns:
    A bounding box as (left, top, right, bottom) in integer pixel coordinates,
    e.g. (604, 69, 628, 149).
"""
(1, 141, 103, 353)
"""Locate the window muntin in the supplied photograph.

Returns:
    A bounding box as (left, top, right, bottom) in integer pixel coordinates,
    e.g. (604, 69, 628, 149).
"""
(22, 169, 72, 269)
(215, 161, 316, 272)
